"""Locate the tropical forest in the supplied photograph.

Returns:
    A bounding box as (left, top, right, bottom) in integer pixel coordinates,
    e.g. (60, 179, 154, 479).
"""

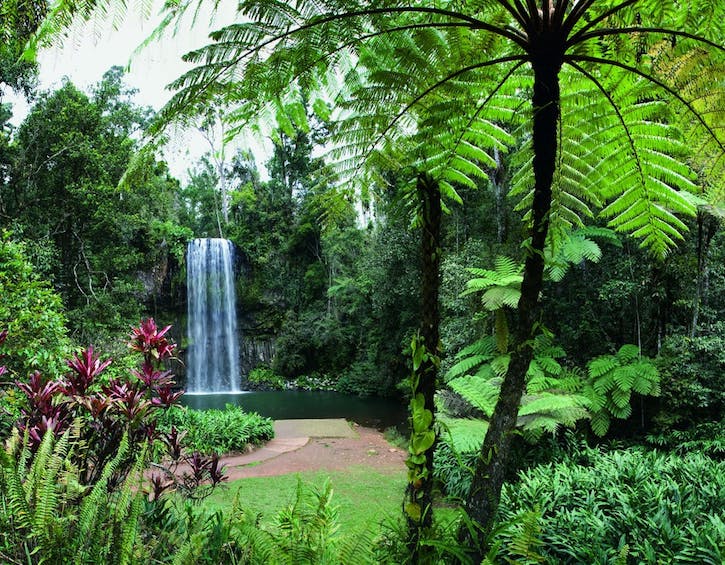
(0, 0, 723, 563)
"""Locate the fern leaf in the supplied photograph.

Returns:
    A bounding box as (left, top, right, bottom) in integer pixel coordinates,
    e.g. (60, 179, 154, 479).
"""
(0, 445, 32, 531)
(616, 344, 640, 363)
(447, 354, 491, 380)
(448, 375, 500, 417)
(589, 356, 619, 379)
(32, 429, 71, 543)
(76, 433, 130, 552)
(590, 410, 611, 437)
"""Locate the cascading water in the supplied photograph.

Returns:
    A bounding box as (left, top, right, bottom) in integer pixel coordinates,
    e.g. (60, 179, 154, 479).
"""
(186, 238, 241, 393)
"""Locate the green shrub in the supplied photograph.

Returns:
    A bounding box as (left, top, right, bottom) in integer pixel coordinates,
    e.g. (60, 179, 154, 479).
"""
(655, 326, 725, 428)
(0, 387, 22, 439)
(247, 366, 286, 390)
(337, 360, 384, 396)
(159, 405, 274, 455)
(498, 448, 725, 563)
(645, 418, 725, 460)
(0, 234, 71, 379)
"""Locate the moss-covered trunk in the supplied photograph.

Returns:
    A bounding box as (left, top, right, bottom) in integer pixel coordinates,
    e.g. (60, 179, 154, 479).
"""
(405, 172, 441, 560)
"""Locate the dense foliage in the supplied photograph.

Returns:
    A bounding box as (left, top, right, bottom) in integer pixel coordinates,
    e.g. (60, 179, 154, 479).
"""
(0, 0, 723, 561)
(499, 448, 725, 563)
(1, 68, 185, 343)
(0, 235, 71, 380)
(159, 405, 274, 455)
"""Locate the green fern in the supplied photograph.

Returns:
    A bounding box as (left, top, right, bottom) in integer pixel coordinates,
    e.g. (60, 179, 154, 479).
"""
(462, 256, 523, 311)
(544, 227, 621, 282)
(32, 427, 71, 543)
(446, 335, 659, 439)
(585, 345, 660, 436)
(76, 433, 130, 554)
(446, 335, 591, 437)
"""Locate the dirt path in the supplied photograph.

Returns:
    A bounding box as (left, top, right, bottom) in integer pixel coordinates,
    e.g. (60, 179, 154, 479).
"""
(220, 419, 407, 480)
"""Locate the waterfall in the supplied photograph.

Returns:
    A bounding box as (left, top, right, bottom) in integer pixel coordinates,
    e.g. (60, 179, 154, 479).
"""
(186, 238, 241, 393)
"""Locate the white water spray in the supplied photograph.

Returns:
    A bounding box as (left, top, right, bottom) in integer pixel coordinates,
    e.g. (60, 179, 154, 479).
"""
(186, 238, 241, 393)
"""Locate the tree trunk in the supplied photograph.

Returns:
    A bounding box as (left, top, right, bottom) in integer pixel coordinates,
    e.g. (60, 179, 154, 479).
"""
(691, 209, 719, 337)
(461, 48, 561, 559)
(405, 172, 441, 561)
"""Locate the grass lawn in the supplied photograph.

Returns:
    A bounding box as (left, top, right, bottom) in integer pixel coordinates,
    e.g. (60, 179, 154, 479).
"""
(201, 466, 408, 537)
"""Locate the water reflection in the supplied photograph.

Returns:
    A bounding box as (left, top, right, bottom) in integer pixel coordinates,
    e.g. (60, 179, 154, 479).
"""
(181, 390, 406, 430)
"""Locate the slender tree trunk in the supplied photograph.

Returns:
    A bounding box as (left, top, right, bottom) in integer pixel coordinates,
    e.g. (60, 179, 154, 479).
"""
(461, 46, 562, 559)
(405, 172, 441, 561)
(691, 209, 719, 337)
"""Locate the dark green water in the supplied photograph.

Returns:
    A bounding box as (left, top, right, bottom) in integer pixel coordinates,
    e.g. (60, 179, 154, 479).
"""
(181, 391, 406, 430)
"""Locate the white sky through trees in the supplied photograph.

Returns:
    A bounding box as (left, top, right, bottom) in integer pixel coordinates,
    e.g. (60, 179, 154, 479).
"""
(5, 1, 271, 181)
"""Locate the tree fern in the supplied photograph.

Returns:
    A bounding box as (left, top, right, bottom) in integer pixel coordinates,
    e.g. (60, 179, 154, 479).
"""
(462, 255, 522, 311)
(446, 335, 591, 436)
(150, 0, 723, 554)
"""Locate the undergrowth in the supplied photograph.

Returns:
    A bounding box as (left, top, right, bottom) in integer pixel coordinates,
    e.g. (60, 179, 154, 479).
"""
(158, 405, 274, 455)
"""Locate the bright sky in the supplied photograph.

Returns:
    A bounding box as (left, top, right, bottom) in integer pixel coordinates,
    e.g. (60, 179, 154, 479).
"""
(6, 1, 271, 181)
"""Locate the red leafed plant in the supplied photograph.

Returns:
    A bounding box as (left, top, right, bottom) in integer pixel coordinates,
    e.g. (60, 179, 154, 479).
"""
(129, 318, 176, 361)
(4, 319, 227, 498)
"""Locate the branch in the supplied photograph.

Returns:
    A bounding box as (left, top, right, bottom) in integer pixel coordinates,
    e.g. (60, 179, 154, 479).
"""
(552, 0, 571, 29)
(569, 26, 725, 52)
(497, 0, 531, 33)
(563, 0, 636, 38)
(524, 0, 541, 29)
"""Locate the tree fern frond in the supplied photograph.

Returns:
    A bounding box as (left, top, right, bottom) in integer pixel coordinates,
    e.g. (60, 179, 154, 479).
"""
(518, 393, 590, 419)
(616, 343, 640, 363)
(447, 354, 494, 381)
(438, 416, 489, 452)
(449, 375, 500, 417)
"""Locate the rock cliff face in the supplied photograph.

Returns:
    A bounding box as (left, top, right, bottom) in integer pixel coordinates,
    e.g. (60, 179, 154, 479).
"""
(240, 335, 276, 376)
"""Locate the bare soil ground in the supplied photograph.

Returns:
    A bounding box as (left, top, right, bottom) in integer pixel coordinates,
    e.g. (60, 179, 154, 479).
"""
(221, 420, 407, 481)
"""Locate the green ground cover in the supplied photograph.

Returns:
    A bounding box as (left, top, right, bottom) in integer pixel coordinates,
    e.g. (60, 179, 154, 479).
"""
(203, 466, 407, 537)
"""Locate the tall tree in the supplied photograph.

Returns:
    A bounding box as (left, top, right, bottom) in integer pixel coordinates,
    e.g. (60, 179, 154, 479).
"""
(4, 69, 180, 340)
(158, 0, 723, 557)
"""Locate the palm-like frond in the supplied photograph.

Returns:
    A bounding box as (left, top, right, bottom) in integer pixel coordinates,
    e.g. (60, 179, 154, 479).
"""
(446, 334, 590, 434)
(511, 63, 701, 257)
(544, 227, 620, 282)
(156, 0, 722, 259)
